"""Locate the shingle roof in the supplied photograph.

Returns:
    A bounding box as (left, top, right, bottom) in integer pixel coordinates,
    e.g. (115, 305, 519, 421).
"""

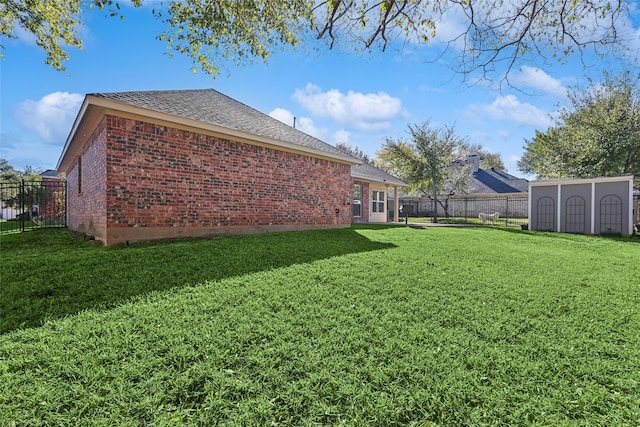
(351, 163, 408, 186)
(91, 89, 353, 160)
(40, 169, 59, 178)
(465, 168, 529, 194)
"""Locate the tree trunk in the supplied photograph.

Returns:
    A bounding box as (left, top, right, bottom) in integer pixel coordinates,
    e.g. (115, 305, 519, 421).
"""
(437, 198, 451, 218)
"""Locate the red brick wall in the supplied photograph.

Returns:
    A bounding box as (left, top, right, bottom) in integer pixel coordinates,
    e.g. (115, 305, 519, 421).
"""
(72, 115, 355, 244)
(38, 177, 65, 223)
(352, 180, 370, 223)
(65, 119, 108, 240)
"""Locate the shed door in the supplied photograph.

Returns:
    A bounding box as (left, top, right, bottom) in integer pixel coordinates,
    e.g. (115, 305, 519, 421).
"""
(565, 196, 585, 234)
(600, 195, 622, 234)
(536, 197, 555, 231)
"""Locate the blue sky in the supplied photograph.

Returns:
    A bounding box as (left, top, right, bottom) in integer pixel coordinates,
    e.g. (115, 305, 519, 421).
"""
(2, 2, 639, 178)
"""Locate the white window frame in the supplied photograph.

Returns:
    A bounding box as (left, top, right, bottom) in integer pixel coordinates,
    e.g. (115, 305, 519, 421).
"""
(372, 190, 385, 213)
(353, 184, 362, 217)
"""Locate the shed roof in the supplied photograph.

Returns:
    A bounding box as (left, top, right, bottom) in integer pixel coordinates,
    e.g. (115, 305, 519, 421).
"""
(57, 89, 360, 171)
(529, 174, 634, 187)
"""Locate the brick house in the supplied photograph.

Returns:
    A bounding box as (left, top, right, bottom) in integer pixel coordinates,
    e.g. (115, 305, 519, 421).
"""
(39, 170, 66, 224)
(351, 163, 408, 223)
(56, 89, 404, 245)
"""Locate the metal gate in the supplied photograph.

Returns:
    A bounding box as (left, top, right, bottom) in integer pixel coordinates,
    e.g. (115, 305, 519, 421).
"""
(0, 179, 66, 234)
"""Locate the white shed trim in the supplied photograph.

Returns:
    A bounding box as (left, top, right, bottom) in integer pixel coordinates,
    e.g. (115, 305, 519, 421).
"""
(528, 175, 635, 235)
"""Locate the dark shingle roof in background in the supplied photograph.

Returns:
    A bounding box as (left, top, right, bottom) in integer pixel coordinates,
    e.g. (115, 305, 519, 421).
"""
(465, 168, 529, 194)
(351, 163, 408, 186)
(40, 170, 59, 178)
(92, 89, 353, 159)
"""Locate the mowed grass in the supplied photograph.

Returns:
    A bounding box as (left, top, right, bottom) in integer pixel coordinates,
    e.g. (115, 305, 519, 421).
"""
(1, 226, 639, 426)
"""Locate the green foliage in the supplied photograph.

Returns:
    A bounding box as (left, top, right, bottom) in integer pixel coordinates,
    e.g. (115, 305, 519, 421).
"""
(335, 142, 374, 165)
(519, 69, 640, 186)
(0, 0, 141, 70)
(1, 1, 630, 79)
(0, 159, 46, 215)
(460, 144, 506, 170)
(1, 226, 639, 425)
(0, 159, 19, 181)
(378, 121, 474, 220)
(156, 0, 312, 76)
(379, 121, 465, 193)
(0, 158, 43, 182)
(1, 0, 83, 70)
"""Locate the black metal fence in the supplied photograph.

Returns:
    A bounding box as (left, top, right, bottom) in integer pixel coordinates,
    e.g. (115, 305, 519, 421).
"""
(0, 179, 66, 234)
(396, 195, 529, 226)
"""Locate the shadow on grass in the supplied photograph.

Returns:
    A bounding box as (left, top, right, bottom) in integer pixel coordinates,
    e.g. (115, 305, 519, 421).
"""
(1, 226, 396, 334)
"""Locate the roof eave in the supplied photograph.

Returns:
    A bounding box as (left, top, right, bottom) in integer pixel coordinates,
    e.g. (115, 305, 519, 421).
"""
(56, 95, 91, 172)
(351, 173, 408, 187)
(529, 175, 634, 186)
(58, 95, 361, 171)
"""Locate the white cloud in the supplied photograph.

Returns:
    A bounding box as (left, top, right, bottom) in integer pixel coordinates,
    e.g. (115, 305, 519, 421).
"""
(292, 83, 406, 132)
(617, 7, 640, 61)
(12, 25, 38, 47)
(332, 129, 351, 145)
(0, 132, 61, 170)
(268, 107, 325, 139)
(497, 130, 511, 141)
(431, 4, 469, 47)
(513, 66, 568, 98)
(465, 94, 553, 129)
(269, 107, 296, 127)
(14, 92, 83, 145)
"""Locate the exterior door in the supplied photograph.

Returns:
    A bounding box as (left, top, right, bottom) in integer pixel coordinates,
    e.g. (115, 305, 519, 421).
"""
(370, 188, 386, 222)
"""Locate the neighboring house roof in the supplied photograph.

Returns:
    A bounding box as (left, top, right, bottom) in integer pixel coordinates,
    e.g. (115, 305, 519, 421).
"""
(465, 168, 529, 194)
(40, 170, 59, 178)
(351, 163, 408, 187)
(57, 89, 360, 171)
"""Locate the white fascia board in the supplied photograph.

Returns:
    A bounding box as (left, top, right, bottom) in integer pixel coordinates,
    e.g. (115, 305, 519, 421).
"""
(86, 96, 359, 165)
(529, 175, 634, 186)
(350, 173, 408, 187)
(56, 96, 91, 171)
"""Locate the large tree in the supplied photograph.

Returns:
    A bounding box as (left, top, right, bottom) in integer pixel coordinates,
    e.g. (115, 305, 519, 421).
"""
(377, 121, 471, 222)
(0, 158, 20, 181)
(1, 0, 631, 79)
(519, 69, 640, 186)
(457, 143, 506, 171)
(0, 159, 46, 219)
(335, 142, 375, 165)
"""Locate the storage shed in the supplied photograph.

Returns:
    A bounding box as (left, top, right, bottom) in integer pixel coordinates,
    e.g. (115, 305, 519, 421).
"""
(528, 175, 635, 235)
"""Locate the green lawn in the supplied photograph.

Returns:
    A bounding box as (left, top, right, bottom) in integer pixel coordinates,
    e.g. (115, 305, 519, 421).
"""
(0, 219, 26, 233)
(1, 226, 639, 426)
(404, 216, 528, 226)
